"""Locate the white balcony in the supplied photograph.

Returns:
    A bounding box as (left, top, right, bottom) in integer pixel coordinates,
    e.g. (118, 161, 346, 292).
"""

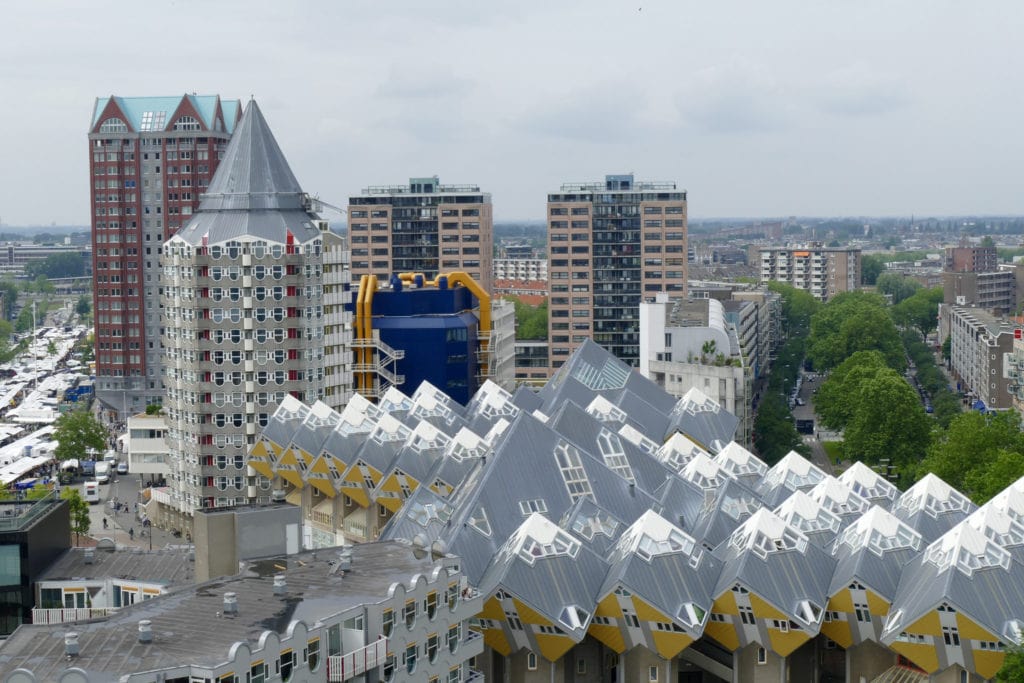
(326, 636, 388, 682)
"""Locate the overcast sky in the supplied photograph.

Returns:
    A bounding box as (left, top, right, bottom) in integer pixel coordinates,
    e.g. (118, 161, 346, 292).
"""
(2, 0, 1023, 225)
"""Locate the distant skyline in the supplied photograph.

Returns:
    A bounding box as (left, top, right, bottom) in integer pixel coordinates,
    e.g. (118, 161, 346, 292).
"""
(2, 1, 1024, 225)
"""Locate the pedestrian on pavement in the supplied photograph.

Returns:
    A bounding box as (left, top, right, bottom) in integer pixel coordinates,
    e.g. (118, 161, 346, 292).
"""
(129, 528, 134, 540)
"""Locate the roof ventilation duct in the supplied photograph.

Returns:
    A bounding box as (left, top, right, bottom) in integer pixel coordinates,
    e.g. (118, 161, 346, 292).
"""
(138, 619, 153, 644)
(273, 574, 287, 596)
(64, 632, 80, 657)
(223, 592, 239, 616)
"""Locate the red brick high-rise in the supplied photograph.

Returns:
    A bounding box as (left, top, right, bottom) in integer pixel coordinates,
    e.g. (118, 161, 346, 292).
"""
(88, 95, 240, 417)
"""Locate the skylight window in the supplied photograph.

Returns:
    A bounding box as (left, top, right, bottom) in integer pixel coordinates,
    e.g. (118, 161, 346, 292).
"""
(559, 605, 590, 631)
(598, 429, 635, 485)
(468, 506, 492, 537)
(555, 440, 593, 503)
(139, 110, 167, 131)
(517, 529, 581, 565)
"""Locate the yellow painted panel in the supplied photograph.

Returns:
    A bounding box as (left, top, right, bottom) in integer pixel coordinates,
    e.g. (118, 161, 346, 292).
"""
(956, 612, 997, 642)
(907, 611, 942, 637)
(379, 473, 402, 494)
(279, 449, 299, 467)
(340, 483, 369, 508)
(651, 630, 693, 659)
(309, 456, 331, 476)
(712, 590, 738, 616)
(595, 593, 623, 619)
(974, 650, 1006, 680)
(278, 469, 303, 487)
(749, 593, 787, 621)
(865, 590, 890, 616)
(266, 440, 284, 456)
(535, 633, 574, 662)
(479, 596, 504, 621)
(328, 454, 349, 471)
(821, 620, 853, 649)
(249, 460, 274, 479)
(632, 596, 670, 623)
(768, 627, 809, 657)
(513, 598, 553, 627)
(250, 441, 269, 458)
(378, 496, 403, 514)
(704, 621, 740, 651)
(309, 476, 336, 498)
(587, 624, 626, 653)
(828, 589, 854, 613)
(483, 627, 511, 656)
(889, 642, 939, 673)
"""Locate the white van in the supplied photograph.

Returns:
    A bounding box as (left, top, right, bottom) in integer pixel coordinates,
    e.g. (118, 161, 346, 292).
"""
(95, 461, 111, 484)
(83, 481, 100, 504)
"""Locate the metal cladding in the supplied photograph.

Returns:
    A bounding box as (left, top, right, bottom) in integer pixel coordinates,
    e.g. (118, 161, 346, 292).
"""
(251, 340, 1024, 678)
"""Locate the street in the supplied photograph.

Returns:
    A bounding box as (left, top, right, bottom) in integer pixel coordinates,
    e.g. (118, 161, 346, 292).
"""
(790, 372, 836, 475)
(81, 472, 182, 550)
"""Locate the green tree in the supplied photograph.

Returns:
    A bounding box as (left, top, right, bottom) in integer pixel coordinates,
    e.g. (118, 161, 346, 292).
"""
(941, 335, 951, 362)
(768, 282, 819, 335)
(918, 411, 1024, 500)
(0, 279, 18, 320)
(24, 252, 86, 280)
(807, 292, 903, 371)
(145, 403, 163, 415)
(980, 235, 996, 248)
(876, 272, 921, 304)
(753, 393, 806, 465)
(861, 254, 885, 285)
(814, 351, 889, 429)
(62, 487, 91, 546)
(510, 297, 547, 340)
(53, 409, 107, 463)
(997, 647, 1024, 681)
(75, 295, 91, 317)
(843, 372, 932, 471)
(893, 287, 943, 337)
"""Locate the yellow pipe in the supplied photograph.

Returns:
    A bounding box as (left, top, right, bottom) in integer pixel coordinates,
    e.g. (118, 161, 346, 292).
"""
(355, 275, 368, 394)
(363, 275, 378, 397)
(396, 272, 437, 286)
(441, 272, 491, 379)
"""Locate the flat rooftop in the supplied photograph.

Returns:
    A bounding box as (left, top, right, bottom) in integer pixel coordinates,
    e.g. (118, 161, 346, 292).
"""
(0, 541, 446, 679)
(39, 546, 195, 589)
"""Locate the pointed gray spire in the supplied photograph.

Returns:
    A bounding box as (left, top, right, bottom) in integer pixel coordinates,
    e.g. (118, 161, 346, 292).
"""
(200, 100, 305, 211)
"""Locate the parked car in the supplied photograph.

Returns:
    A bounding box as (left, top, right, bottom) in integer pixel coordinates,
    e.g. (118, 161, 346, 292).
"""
(116, 461, 129, 475)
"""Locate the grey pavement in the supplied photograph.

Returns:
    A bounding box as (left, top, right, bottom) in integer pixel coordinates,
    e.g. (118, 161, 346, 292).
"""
(791, 371, 836, 475)
(82, 473, 183, 550)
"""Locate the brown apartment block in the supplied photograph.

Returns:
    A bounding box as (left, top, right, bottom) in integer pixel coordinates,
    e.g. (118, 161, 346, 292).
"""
(88, 95, 240, 417)
(944, 245, 997, 273)
(547, 174, 687, 372)
(348, 176, 493, 294)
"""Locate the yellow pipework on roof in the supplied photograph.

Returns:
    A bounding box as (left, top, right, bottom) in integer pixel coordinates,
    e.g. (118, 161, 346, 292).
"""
(355, 275, 369, 394)
(441, 271, 491, 379)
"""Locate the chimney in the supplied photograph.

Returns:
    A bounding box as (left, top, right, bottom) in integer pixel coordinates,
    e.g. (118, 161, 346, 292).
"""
(64, 632, 80, 657)
(273, 574, 287, 596)
(138, 619, 153, 644)
(223, 592, 238, 616)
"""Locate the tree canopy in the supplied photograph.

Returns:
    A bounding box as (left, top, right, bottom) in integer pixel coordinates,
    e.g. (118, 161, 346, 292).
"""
(62, 487, 91, 545)
(53, 409, 107, 463)
(814, 351, 890, 430)
(509, 297, 547, 340)
(842, 370, 932, 475)
(917, 411, 1024, 503)
(875, 272, 921, 304)
(860, 254, 885, 285)
(807, 292, 904, 371)
(892, 287, 943, 338)
(24, 252, 86, 280)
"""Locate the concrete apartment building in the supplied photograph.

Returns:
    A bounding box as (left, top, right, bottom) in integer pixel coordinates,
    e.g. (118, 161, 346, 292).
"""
(547, 174, 687, 372)
(943, 305, 1016, 411)
(759, 244, 861, 301)
(943, 264, 1024, 315)
(494, 257, 547, 282)
(639, 294, 756, 445)
(348, 176, 494, 295)
(88, 94, 240, 417)
(159, 101, 342, 529)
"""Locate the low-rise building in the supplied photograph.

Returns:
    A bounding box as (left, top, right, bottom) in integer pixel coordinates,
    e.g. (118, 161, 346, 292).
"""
(943, 264, 1024, 315)
(125, 413, 170, 484)
(1, 540, 483, 682)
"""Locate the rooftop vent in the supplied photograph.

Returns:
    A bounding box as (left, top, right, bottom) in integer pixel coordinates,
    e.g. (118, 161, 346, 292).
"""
(273, 575, 287, 596)
(138, 619, 153, 644)
(83, 548, 95, 565)
(64, 632, 80, 657)
(223, 592, 238, 616)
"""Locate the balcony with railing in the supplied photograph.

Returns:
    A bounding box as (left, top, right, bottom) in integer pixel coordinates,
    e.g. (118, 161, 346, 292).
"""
(326, 636, 388, 682)
(32, 607, 119, 625)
